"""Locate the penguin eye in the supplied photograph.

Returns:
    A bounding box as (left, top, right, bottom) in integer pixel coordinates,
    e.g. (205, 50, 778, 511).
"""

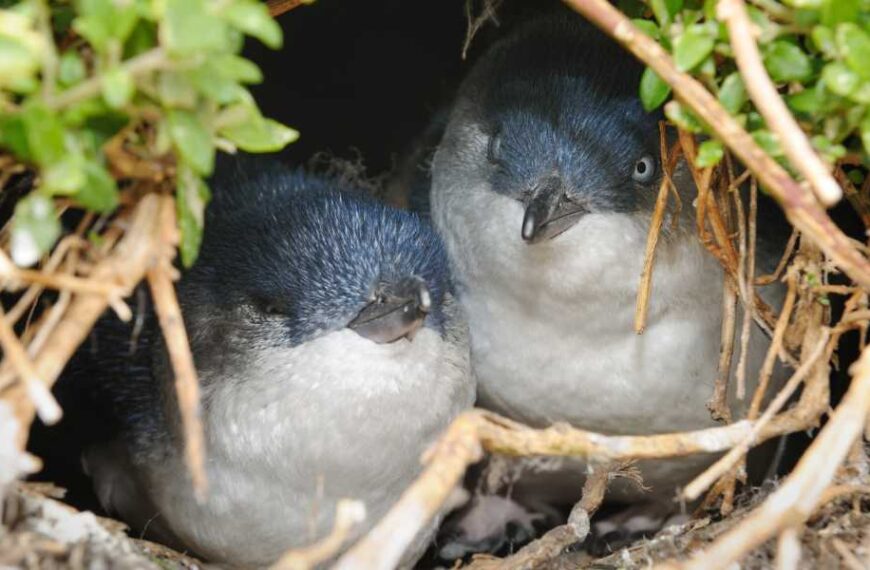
(632, 155, 656, 183)
(487, 132, 502, 164)
(252, 297, 287, 317)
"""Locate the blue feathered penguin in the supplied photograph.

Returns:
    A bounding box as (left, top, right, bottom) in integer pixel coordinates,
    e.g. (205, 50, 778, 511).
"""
(429, 12, 786, 551)
(63, 155, 474, 567)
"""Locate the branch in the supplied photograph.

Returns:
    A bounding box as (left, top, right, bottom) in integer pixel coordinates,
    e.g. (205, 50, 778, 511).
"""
(0, 305, 61, 425)
(272, 499, 366, 570)
(267, 0, 310, 18)
(333, 414, 483, 570)
(718, 0, 841, 207)
(465, 461, 615, 569)
(662, 340, 870, 570)
(560, 0, 870, 290)
(333, 398, 833, 569)
(0, 195, 164, 448)
(45, 48, 167, 110)
(146, 201, 208, 500)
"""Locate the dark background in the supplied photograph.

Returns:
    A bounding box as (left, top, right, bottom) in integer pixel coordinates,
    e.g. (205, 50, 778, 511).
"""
(245, 0, 471, 175)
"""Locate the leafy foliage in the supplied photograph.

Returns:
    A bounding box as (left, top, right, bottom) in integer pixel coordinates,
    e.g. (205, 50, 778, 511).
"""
(628, 0, 869, 171)
(0, 0, 298, 267)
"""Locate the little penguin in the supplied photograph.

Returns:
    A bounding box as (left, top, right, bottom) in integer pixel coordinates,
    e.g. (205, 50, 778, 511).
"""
(63, 155, 475, 568)
(429, 12, 787, 547)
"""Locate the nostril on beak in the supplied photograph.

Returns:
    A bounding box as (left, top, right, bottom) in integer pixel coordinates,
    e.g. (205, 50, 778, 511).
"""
(348, 276, 432, 344)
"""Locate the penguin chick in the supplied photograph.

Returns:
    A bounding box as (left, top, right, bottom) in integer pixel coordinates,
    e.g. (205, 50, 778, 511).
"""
(76, 156, 474, 568)
(430, 13, 784, 516)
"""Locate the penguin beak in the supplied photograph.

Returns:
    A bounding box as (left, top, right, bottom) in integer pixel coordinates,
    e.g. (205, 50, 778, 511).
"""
(521, 176, 589, 244)
(349, 276, 431, 344)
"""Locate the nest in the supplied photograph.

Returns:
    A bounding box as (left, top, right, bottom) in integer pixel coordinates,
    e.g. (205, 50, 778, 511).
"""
(1, 0, 869, 568)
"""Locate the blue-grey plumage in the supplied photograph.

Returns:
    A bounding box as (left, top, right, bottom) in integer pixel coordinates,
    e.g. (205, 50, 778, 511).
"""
(429, 11, 786, 540)
(72, 155, 474, 568)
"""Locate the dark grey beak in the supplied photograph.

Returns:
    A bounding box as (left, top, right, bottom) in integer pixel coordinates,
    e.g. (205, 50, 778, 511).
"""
(521, 176, 589, 244)
(349, 276, 431, 344)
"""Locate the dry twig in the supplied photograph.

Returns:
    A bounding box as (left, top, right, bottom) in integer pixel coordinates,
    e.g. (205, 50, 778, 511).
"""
(718, 0, 841, 206)
(662, 341, 870, 570)
(0, 195, 164, 448)
(267, 0, 310, 17)
(272, 500, 367, 570)
(146, 201, 208, 500)
(0, 306, 61, 425)
(635, 125, 674, 334)
(465, 462, 615, 569)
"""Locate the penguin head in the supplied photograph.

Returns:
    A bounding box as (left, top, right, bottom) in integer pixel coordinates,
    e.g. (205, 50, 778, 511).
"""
(179, 160, 452, 359)
(442, 15, 664, 244)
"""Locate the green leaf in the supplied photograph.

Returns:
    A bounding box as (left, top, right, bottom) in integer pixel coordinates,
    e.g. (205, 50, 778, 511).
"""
(664, 101, 704, 133)
(58, 51, 86, 86)
(673, 26, 715, 72)
(631, 19, 661, 40)
(42, 155, 85, 195)
(837, 23, 870, 80)
(0, 115, 32, 161)
(158, 71, 198, 107)
(811, 26, 837, 57)
(101, 68, 134, 108)
(77, 161, 119, 212)
(219, 116, 299, 152)
(849, 82, 870, 104)
(650, 0, 683, 26)
(718, 72, 747, 114)
(821, 0, 859, 26)
(185, 64, 249, 105)
(175, 165, 211, 267)
(11, 193, 60, 267)
(162, 0, 228, 55)
(751, 129, 783, 157)
(763, 41, 813, 82)
(0, 35, 39, 86)
(639, 67, 671, 111)
(21, 103, 66, 166)
(786, 88, 821, 114)
(220, 0, 282, 49)
(123, 20, 157, 59)
(214, 54, 262, 84)
(73, 0, 139, 52)
(862, 113, 870, 155)
(810, 134, 846, 160)
(696, 139, 724, 167)
(822, 62, 860, 96)
(167, 109, 215, 175)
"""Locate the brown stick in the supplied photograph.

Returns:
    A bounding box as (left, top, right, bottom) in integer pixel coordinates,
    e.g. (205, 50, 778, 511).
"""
(708, 279, 737, 422)
(683, 328, 830, 501)
(663, 342, 870, 570)
(146, 202, 208, 500)
(718, 0, 841, 206)
(0, 195, 164, 447)
(333, 414, 484, 570)
(272, 499, 367, 570)
(267, 0, 308, 17)
(465, 461, 615, 569)
(634, 174, 670, 334)
(560, 0, 870, 289)
(0, 305, 61, 425)
(335, 397, 839, 570)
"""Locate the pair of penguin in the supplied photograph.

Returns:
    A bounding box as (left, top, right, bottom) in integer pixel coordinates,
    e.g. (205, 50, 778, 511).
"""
(52, 11, 786, 570)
